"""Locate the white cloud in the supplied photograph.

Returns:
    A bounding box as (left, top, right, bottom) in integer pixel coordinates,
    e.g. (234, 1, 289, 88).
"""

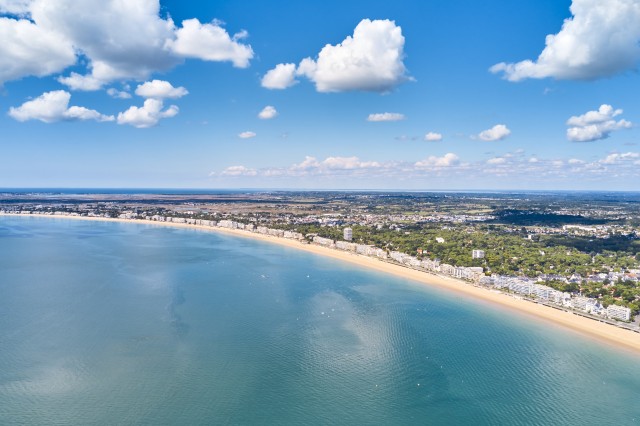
(262, 19, 410, 93)
(168, 18, 253, 67)
(0, 0, 253, 89)
(57, 73, 104, 91)
(106, 88, 132, 99)
(8, 90, 114, 123)
(321, 156, 381, 170)
(0, 1, 32, 15)
(289, 156, 381, 172)
(290, 156, 320, 171)
(116, 98, 178, 128)
(214, 151, 640, 183)
(238, 131, 256, 139)
(566, 104, 632, 142)
(221, 165, 257, 176)
(424, 132, 443, 141)
(261, 63, 298, 89)
(367, 112, 406, 122)
(600, 152, 639, 164)
(135, 80, 188, 99)
(491, 0, 640, 81)
(477, 124, 511, 141)
(415, 153, 460, 168)
(38, 0, 181, 88)
(0, 16, 76, 85)
(258, 105, 278, 120)
(487, 157, 507, 165)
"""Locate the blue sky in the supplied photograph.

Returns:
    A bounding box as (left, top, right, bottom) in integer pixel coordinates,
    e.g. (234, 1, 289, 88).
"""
(1, 0, 639, 190)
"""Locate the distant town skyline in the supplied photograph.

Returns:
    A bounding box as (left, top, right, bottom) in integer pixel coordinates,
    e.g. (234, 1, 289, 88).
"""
(1, 0, 639, 190)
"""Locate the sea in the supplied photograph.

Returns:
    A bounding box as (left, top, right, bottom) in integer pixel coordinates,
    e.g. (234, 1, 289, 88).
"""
(1, 216, 639, 425)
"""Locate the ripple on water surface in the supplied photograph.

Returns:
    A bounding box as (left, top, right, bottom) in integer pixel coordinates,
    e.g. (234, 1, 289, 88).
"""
(0, 216, 640, 425)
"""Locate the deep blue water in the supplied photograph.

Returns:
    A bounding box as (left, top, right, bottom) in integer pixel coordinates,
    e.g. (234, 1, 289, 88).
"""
(1, 216, 639, 425)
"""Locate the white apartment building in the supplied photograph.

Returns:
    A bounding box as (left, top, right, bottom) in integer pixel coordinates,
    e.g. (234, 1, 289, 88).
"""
(472, 249, 485, 259)
(572, 296, 590, 311)
(606, 304, 631, 321)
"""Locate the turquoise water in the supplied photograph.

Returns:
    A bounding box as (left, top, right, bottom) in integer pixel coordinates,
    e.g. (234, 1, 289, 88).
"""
(1, 217, 639, 425)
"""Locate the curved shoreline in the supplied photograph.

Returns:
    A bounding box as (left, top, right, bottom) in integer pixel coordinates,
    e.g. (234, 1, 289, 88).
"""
(3, 213, 640, 355)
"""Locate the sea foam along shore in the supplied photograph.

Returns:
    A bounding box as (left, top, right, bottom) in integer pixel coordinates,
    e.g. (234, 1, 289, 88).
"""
(3, 213, 640, 355)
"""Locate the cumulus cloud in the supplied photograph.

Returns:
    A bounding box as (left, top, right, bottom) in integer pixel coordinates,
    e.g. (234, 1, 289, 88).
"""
(477, 124, 511, 141)
(9, 90, 114, 123)
(106, 88, 131, 99)
(260, 63, 298, 89)
(566, 104, 632, 142)
(415, 153, 460, 168)
(214, 150, 640, 184)
(290, 156, 320, 171)
(367, 112, 405, 122)
(238, 131, 256, 139)
(0, 0, 253, 89)
(261, 19, 410, 93)
(491, 0, 640, 81)
(0, 1, 32, 15)
(168, 18, 253, 67)
(117, 98, 178, 128)
(599, 152, 640, 164)
(135, 80, 188, 99)
(0, 16, 76, 85)
(289, 156, 381, 172)
(221, 165, 257, 176)
(487, 157, 507, 165)
(320, 156, 381, 170)
(258, 105, 278, 119)
(424, 132, 443, 141)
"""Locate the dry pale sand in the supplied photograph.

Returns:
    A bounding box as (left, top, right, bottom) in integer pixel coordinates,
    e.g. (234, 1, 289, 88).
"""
(4, 213, 640, 355)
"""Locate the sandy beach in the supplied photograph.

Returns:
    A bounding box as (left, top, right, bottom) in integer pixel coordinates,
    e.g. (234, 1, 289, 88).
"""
(3, 213, 640, 355)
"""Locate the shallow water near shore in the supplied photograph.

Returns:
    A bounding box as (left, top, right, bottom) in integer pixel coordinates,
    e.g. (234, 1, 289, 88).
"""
(1, 216, 640, 425)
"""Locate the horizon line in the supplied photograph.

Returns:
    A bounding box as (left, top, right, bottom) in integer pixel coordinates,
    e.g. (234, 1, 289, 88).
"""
(2, 187, 640, 194)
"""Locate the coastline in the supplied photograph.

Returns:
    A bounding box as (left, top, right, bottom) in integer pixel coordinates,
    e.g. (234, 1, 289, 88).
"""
(3, 212, 640, 355)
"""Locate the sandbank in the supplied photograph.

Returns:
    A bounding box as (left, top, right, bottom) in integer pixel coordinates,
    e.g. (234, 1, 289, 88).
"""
(3, 213, 640, 355)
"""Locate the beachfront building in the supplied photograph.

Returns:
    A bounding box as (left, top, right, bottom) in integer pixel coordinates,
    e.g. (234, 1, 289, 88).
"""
(607, 304, 631, 321)
(509, 280, 534, 296)
(472, 249, 485, 259)
(267, 228, 285, 237)
(283, 230, 304, 240)
(344, 227, 353, 241)
(336, 241, 357, 252)
(355, 244, 387, 259)
(217, 220, 237, 229)
(572, 296, 590, 311)
(533, 284, 560, 302)
(421, 258, 440, 272)
(313, 236, 335, 248)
